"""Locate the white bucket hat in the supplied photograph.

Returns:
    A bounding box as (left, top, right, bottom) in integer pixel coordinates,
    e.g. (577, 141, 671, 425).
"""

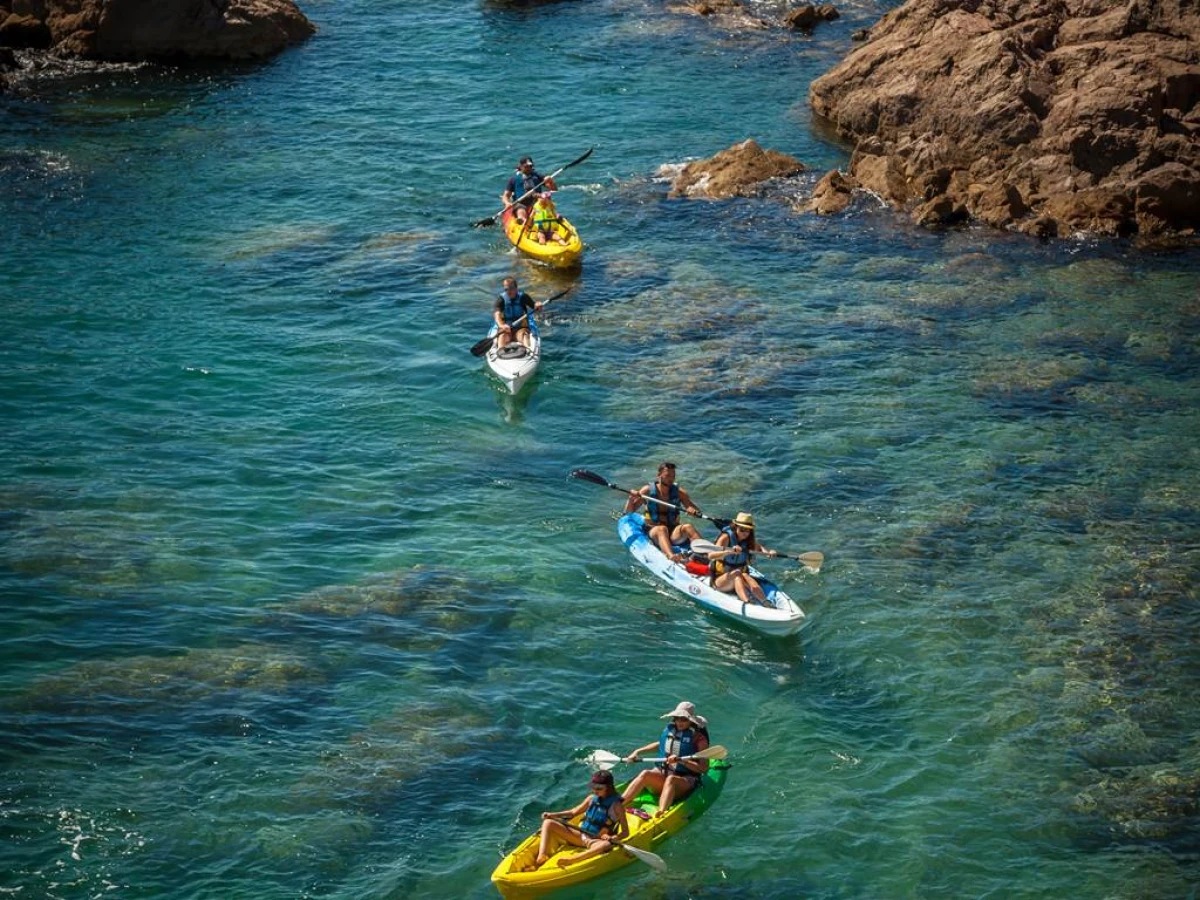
(660, 700, 700, 723)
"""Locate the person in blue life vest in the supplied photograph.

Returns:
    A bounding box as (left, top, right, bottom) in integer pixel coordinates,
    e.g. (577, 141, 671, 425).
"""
(522, 769, 629, 871)
(709, 511, 778, 606)
(620, 701, 711, 817)
(530, 192, 569, 245)
(492, 277, 543, 351)
(623, 461, 705, 562)
(501, 156, 557, 224)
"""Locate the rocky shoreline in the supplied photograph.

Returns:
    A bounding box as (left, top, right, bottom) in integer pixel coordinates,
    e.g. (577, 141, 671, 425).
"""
(0, 0, 314, 90)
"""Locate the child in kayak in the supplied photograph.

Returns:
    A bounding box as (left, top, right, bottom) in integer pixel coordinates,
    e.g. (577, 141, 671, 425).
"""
(529, 192, 569, 245)
(523, 769, 629, 870)
(620, 701, 710, 816)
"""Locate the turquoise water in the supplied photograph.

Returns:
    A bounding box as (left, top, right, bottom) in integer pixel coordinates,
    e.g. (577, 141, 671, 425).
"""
(2, 1, 1198, 898)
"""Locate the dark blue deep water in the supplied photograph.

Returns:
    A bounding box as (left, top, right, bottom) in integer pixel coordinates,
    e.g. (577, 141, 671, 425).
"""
(2, 1, 1198, 897)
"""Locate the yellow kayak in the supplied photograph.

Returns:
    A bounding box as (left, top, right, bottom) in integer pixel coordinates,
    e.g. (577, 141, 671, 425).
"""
(501, 206, 583, 269)
(491, 759, 729, 899)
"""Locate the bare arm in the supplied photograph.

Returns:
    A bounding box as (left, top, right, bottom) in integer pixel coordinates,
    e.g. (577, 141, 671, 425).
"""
(623, 485, 650, 514)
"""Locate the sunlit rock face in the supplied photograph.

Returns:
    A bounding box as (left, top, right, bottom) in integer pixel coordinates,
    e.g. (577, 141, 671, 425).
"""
(810, 0, 1200, 240)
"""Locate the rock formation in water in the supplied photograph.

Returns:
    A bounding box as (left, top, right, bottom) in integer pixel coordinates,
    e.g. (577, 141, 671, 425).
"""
(0, 0, 314, 62)
(668, 0, 841, 32)
(809, 0, 1200, 240)
(667, 139, 807, 198)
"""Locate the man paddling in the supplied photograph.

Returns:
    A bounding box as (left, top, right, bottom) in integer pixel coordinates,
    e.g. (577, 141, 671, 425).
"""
(623, 461, 705, 562)
(501, 156, 557, 224)
(493, 277, 543, 351)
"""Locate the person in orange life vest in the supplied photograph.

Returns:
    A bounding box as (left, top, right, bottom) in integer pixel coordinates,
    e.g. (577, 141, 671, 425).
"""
(710, 511, 778, 606)
(523, 769, 629, 871)
(501, 156, 557, 224)
(620, 701, 711, 817)
(530, 192, 569, 245)
(493, 276, 543, 351)
(623, 461, 704, 563)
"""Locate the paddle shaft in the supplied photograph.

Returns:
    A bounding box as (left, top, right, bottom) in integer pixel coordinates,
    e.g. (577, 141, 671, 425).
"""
(473, 148, 594, 227)
(568, 469, 731, 529)
(692, 539, 823, 570)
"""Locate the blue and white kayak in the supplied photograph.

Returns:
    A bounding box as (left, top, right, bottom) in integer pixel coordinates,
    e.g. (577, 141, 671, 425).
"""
(484, 320, 540, 395)
(617, 513, 806, 637)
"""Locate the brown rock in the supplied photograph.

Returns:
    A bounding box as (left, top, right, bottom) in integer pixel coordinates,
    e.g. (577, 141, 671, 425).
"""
(809, 0, 1200, 239)
(808, 169, 859, 214)
(670, 139, 806, 199)
(0, 13, 52, 48)
(3, 0, 314, 61)
(784, 4, 840, 31)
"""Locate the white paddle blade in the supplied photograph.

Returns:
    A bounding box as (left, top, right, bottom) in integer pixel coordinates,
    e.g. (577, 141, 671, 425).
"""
(620, 843, 668, 872)
(689, 540, 722, 555)
(697, 744, 727, 761)
(584, 749, 622, 770)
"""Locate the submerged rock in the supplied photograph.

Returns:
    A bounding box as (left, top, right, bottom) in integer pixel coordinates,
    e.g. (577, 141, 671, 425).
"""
(0, 0, 315, 62)
(809, 0, 1200, 241)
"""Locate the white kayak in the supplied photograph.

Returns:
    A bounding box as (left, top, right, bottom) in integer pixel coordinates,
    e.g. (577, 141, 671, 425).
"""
(484, 320, 541, 394)
(617, 512, 806, 637)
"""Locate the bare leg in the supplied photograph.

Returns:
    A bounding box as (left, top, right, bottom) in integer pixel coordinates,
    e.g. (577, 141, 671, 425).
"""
(621, 768, 666, 806)
(657, 774, 698, 814)
(531, 819, 586, 869)
(647, 524, 680, 561)
(671, 523, 702, 547)
(558, 837, 613, 867)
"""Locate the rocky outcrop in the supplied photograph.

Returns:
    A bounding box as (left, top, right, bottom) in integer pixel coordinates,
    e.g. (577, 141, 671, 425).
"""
(0, 0, 314, 60)
(667, 139, 806, 199)
(808, 169, 859, 214)
(810, 0, 1200, 239)
(669, 0, 841, 32)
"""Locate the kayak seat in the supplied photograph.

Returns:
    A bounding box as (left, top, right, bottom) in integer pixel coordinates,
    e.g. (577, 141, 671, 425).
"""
(496, 344, 528, 359)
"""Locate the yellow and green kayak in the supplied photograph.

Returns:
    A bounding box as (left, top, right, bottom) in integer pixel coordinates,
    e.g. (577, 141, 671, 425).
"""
(490, 759, 729, 899)
(501, 206, 583, 269)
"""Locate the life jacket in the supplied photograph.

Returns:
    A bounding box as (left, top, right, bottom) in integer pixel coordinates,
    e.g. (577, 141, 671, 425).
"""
(658, 723, 701, 776)
(712, 523, 751, 575)
(579, 791, 621, 837)
(643, 481, 679, 529)
(532, 202, 559, 232)
(498, 290, 533, 326)
(507, 171, 544, 206)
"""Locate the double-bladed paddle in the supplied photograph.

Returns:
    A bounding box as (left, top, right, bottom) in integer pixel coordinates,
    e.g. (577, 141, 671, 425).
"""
(691, 539, 824, 573)
(584, 744, 728, 771)
(549, 818, 668, 872)
(470, 288, 571, 357)
(568, 468, 733, 529)
(471, 147, 594, 228)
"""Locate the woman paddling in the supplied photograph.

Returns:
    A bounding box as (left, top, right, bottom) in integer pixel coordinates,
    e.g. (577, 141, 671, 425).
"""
(524, 769, 629, 870)
(709, 512, 778, 606)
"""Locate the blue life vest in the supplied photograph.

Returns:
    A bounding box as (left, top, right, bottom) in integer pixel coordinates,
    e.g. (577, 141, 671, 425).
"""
(507, 171, 544, 206)
(716, 524, 750, 570)
(579, 792, 621, 837)
(658, 723, 701, 776)
(497, 290, 533, 326)
(644, 481, 680, 528)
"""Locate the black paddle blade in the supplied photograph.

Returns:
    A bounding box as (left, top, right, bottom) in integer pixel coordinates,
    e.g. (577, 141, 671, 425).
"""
(564, 147, 594, 170)
(569, 468, 611, 487)
(709, 516, 732, 529)
(470, 336, 494, 357)
(470, 218, 496, 228)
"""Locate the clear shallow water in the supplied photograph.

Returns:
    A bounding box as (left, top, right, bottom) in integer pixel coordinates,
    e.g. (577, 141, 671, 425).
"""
(2, 1, 1198, 898)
